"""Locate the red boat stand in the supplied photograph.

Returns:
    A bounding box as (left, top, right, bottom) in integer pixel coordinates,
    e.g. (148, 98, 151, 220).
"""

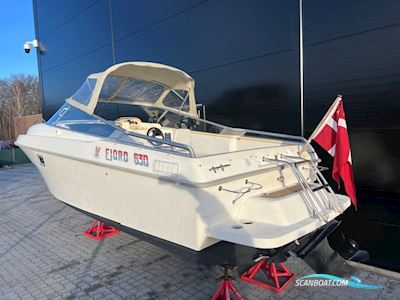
(84, 220, 120, 240)
(241, 258, 295, 293)
(212, 266, 244, 300)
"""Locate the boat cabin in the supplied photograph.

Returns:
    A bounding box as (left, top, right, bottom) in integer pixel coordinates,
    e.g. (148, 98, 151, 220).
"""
(48, 62, 305, 158)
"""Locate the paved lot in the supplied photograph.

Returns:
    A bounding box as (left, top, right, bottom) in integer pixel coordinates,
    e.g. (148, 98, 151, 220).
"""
(1, 164, 400, 299)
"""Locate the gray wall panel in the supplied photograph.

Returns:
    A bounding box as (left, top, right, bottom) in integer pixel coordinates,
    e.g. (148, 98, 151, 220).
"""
(41, 46, 113, 118)
(113, 0, 296, 71)
(303, 0, 400, 193)
(111, 0, 205, 41)
(304, 0, 400, 44)
(39, 0, 112, 73)
(113, 0, 300, 134)
(193, 52, 299, 133)
(36, 0, 100, 37)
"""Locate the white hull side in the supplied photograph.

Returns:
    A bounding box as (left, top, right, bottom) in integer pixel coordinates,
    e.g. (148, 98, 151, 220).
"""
(23, 148, 229, 251)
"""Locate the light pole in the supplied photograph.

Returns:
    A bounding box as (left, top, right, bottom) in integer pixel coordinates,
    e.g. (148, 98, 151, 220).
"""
(299, 0, 304, 137)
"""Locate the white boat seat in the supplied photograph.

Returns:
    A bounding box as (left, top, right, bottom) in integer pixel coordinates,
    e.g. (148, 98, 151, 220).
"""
(172, 129, 192, 146)
(173, 129, 233, 157)
(115, 117, 161, 131)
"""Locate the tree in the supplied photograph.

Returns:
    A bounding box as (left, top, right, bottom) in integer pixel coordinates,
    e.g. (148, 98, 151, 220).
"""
(0, 74, 41, 140)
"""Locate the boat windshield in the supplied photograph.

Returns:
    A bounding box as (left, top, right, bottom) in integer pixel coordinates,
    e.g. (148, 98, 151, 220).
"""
(71, 78, 97, 105)
(97, 76, 190, 112)
(47, 103, 195, 157)
(94, 102, 226, 134)
(93, 101, 306, 143)
(47, 104, 117, 138)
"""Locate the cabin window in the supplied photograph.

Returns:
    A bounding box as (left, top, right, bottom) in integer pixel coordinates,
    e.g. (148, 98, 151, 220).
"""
(162, 90, 189, 112)
(71, 78, 97, 105)
(94, 102, 151, 122)
(117, 79, 164, 103)
(99, 76, 124, 99)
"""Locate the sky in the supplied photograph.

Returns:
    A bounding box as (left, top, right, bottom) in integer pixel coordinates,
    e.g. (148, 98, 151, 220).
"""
(0, 1, 38, 78)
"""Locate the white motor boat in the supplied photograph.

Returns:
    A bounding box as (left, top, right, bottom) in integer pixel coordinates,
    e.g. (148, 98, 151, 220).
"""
(16, 62, 351, 266)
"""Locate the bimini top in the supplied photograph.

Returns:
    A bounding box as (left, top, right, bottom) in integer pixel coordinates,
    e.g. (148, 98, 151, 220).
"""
(66, 62, 198, 117)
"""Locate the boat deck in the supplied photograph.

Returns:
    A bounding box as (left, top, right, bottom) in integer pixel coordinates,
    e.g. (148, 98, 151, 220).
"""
(1, 163, 399, 299)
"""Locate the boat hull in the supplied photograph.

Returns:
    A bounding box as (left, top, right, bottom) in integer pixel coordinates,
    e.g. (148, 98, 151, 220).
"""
(20, 146, 223, 251)
(68, 201, 341, 267)
(16, 124, 350, 253)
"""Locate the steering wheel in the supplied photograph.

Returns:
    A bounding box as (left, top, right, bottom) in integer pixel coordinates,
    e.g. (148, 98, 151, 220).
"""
(178, 117, 200, 129)
(146, 127, 164, 146)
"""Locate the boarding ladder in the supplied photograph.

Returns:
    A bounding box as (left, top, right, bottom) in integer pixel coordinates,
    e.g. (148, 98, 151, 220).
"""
(263, 154, 345, 223)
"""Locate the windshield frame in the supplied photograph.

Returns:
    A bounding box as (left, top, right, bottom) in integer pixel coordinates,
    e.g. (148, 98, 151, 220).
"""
(95, 100, 307, 144)
(47, 103, 196, 158)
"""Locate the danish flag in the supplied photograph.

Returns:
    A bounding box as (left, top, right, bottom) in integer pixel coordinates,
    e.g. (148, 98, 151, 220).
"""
(310, 95, 357, 208)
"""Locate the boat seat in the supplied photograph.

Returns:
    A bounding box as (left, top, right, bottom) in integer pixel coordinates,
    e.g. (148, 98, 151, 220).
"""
(172, 129, 232, 157)
(115, 117, 161, 131)
(172, 129, 192, 146)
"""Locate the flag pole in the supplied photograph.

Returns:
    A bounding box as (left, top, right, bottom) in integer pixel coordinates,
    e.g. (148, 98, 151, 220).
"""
(299, 94, 342, 155)
(299, 0, 304, 137)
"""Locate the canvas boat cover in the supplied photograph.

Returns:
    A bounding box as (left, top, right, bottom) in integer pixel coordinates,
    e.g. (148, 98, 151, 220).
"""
(66, 62, 198, 117)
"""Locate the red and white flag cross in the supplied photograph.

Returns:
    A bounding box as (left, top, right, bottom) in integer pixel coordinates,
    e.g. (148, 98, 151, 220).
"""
(307, 95, 357, 209)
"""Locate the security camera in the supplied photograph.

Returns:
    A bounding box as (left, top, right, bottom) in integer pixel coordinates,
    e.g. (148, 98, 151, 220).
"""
(23, 39, 39, 54)
(24, 42, 31, 53)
